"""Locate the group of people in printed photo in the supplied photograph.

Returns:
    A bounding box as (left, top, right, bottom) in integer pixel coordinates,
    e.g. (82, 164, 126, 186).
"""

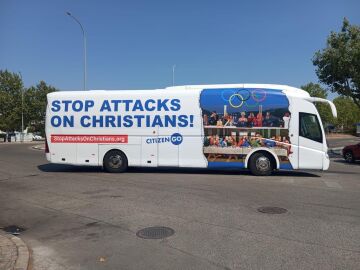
(203, 133, 292, 155)
(203, 110, 290, 128)
(200, 89, 294, 164)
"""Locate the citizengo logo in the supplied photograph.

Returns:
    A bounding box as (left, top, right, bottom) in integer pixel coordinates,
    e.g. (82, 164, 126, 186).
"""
(170, 133, 183, 145)
(146, 133, 183, 145)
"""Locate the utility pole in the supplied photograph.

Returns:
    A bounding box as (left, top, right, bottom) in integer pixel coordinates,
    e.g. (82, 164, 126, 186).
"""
(19, 72, 24, 142)
(66, 12, 87, 90)
(172, 64, 176, 86)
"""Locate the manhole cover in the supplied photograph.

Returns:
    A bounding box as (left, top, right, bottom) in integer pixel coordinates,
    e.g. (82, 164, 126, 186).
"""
(136, 226, 175, 239)
(257, 207, 287, 214)
(2, 225, 26, 235)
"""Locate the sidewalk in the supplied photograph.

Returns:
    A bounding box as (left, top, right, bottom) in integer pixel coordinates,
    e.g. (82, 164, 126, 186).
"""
(0, 141, 43, 144)
(326, 133, 357, 139)
(0, 232, 30, 270)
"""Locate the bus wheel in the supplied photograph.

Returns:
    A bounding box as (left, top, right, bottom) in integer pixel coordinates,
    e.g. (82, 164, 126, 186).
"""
(248, 152, 274, 176)
(103, 150, 128, 173)
(344, 151, 354, 163)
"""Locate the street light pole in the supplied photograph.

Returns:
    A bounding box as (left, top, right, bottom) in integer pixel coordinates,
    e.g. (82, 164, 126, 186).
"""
(66, 11, 87, 91)
(172, 64, 176, 86)
(19, 71, 24, 142)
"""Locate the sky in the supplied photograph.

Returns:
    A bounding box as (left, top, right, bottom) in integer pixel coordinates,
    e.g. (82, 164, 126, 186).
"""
(1, 0, 359, 97)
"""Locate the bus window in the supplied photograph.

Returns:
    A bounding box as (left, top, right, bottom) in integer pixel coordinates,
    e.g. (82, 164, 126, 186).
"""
(299, 112, 323, 143)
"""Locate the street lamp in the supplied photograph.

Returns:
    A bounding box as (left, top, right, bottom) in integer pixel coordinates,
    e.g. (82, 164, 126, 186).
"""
(66, 11, 87, 91)
(19, 71, 24, 142)
(172, 64, 176, 86)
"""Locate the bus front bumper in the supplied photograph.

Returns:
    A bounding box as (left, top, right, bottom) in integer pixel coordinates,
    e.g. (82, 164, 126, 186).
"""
(323, 152, 330, 170)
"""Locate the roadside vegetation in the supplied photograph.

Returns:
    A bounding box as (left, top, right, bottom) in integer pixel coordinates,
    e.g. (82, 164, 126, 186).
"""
(302, 18, 360, 134)
(0, 70, 57, 136)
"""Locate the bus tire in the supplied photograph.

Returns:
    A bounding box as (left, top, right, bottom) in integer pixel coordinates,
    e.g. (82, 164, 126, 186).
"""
(103, 150, 128, 173)
(248, 152, 274, 176)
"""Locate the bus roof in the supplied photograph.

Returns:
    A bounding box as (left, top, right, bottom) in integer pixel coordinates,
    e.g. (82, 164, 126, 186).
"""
(49, 84, 310, 99)
(166, 84, 310, 98)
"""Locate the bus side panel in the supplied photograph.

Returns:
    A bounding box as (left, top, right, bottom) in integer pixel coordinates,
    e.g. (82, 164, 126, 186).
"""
(179, 135, 207, 168)
(141, 136, 158, 167)
(178, 91, 207, 168)
(77, 144, 98, 165)
(50, 143, 77, 164)
(287, 97, 299, 169)
(157, 122, 180, 167)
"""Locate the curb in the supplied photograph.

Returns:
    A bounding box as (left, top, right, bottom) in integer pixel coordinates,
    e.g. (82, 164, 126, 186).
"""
(0, 232, 30, 270)
(328, 147, 343, 156)
(10, 235, 30, 270)
(329, 146, 343, 152)
(326, 134, 357, 139)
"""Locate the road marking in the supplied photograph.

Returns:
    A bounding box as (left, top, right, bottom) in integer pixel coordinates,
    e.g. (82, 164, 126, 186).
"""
(323, 180, 342, 189)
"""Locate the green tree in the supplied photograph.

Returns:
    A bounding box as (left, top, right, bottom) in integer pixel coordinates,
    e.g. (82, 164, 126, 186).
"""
(332, 96, 360, 132)
(313, 18, 360, 108)
(0, 70, 57, 135)
(25, 81, 57, 135)
(301, 83, 334, 125)
(0, 70, 23, 132)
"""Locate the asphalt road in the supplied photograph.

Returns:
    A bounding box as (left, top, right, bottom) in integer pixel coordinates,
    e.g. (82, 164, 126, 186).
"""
(0, 141, 359, 270)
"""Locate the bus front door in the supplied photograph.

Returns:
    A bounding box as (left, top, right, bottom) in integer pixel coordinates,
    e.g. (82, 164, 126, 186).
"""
(298, 112, 324, 169)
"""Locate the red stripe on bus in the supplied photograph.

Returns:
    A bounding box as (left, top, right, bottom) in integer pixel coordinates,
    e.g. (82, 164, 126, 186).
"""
(50, 134, 128, 143)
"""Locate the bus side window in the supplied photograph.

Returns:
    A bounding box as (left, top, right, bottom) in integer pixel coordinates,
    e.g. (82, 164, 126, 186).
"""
(299, 112, 323, 143)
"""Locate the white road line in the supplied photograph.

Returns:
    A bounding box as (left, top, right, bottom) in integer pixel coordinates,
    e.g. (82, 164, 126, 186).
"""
(323, 180, 343, 189)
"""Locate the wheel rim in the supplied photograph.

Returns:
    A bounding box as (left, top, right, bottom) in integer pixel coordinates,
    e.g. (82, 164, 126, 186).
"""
(109, 154, 123, 168)
(255, 156, 271, 172)
(345, 153, 353, 162)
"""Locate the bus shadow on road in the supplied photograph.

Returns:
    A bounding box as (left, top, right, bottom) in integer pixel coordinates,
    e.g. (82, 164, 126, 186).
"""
(37, 163, 102, 173)
(272, 170, 321, 177)
(126, 168, 320, 177)
(37, 163, 320, 177)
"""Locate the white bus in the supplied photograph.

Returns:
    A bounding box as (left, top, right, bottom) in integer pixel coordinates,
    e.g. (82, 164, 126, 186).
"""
(45, 84, 337, 176)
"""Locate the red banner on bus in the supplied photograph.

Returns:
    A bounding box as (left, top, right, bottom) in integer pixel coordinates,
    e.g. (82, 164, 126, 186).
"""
(51, 134, 128, 143)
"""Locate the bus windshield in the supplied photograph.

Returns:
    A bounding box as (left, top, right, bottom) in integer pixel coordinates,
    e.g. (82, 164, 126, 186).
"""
(299, 112, 323, 143)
